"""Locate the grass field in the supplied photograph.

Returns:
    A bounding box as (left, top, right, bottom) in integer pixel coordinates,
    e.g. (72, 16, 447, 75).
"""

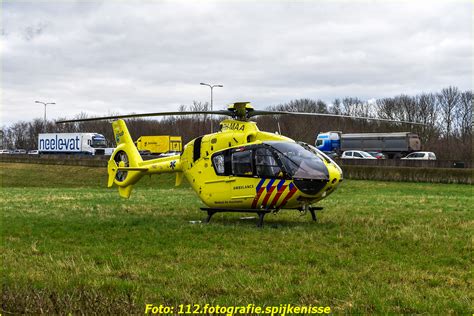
(1, 162, 472, 314)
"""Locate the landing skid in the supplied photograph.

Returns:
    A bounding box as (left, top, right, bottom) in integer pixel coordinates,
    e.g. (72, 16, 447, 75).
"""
(200, 206, 323, 228)
(308, 206, 323, 222)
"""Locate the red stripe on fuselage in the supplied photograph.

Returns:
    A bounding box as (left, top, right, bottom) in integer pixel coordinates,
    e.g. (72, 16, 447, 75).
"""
(261, 185, 277, 208)
(269, 185, 288, 208)
(278, 186, 298, 208)
(251, 187, 265, 208)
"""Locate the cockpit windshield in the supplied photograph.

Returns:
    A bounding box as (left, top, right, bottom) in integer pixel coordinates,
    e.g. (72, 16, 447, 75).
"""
(267, 141, 329, 180)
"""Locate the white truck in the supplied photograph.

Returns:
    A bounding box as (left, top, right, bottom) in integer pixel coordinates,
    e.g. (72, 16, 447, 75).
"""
(38, 133, 107, 155)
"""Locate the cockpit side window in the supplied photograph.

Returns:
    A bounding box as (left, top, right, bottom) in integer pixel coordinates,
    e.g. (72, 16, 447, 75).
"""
(211, 149, 232, 176)
(267, 141, 329, 180)
(212, 154, 225, 175)
(231, 150, 253, 176)
(255, 147, 283, 178)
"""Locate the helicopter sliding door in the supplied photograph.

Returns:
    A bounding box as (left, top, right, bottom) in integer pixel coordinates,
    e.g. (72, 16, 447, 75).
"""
(227, 148, 258, 207)
(231, 149, 253, 176)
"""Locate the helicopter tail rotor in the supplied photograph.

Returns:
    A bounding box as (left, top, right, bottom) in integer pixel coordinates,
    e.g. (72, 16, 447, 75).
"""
(107, 119, 146, 198)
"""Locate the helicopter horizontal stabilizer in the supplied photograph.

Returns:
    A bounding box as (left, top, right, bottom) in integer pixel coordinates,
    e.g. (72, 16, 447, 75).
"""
(117, 167, 149, 171)
(107, 160, 150, 187)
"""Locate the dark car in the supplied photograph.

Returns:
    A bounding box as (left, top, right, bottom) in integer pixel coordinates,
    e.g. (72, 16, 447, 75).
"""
(138, 150, 152, 156)
(367, 151, 386, 159)
(323, 151, 339, 159)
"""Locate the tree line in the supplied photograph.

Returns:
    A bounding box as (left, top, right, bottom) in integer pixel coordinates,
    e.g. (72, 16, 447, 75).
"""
(2, 86, 472, 160)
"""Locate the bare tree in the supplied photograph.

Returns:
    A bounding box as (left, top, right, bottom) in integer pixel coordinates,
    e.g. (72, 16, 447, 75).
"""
(414, 92, 439, 145)
(2, 90, 472, 161)
(458, 90, 472, 140)
(437, 86, 461, 138)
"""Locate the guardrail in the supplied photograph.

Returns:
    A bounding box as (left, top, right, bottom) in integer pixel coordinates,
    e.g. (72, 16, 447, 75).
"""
(342, 165, 472, 184)
(0, 154, 108, 167)
(334, 158, 471, 169)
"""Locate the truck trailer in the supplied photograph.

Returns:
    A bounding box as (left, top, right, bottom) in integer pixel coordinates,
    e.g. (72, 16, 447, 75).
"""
(38, 133, 107, 155)
(316, 131, 421, 159)
(135, 136, 182, 154)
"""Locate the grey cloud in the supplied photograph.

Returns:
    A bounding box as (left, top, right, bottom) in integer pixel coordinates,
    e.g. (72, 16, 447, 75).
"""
(1, 1, 472, 125)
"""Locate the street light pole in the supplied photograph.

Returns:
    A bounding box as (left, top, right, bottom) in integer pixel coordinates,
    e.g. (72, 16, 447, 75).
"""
(200, 82, 223, 133)
(35, 100, 56, 131)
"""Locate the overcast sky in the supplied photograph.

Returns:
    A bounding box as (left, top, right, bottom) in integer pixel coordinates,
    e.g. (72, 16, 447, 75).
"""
(1, 0, 472, 125)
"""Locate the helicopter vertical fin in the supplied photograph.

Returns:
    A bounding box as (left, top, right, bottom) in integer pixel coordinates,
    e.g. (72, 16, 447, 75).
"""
(108, 119, 144, 198)
(107, 159, 118, 188)
(175, 172, 184, 186)
(113, 119, 138, 151)
(118, 185, 134, 198)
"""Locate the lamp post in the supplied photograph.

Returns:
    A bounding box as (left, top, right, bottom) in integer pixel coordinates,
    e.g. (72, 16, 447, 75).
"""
(35, 100, 56, 131)
(200, 82, 223, 133)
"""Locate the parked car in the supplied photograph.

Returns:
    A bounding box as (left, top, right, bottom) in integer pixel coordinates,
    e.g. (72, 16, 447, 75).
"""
(341, 150, 377, 159)
(12, 149, 27, 154)
(367, 151, 386, 159)
(401, 151, 437, 160)
(28, 150, 39, 155)
(0, 149, 11, 154)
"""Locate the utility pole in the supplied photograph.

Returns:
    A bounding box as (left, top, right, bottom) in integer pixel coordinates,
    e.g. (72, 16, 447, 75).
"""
(35, 100, 56, 131)
(200, 83, 223, 133)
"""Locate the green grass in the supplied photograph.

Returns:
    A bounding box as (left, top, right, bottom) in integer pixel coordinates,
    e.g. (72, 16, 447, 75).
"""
(1, 162, 472, 314)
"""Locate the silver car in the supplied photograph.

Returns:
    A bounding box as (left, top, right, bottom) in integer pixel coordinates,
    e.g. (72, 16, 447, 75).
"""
(401, 151, 437, 160)
(341, 150, 377, 159)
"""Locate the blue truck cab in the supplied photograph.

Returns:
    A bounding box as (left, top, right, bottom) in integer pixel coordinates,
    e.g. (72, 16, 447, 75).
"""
(315, 131, 341, 152)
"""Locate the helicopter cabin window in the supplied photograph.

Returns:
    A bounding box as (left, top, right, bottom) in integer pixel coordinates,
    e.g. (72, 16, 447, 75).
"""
(255, 148, 283, 178)
(231, 150, 253, 176)
(315, 139, 323, 147)
(193, 136, 203, 162)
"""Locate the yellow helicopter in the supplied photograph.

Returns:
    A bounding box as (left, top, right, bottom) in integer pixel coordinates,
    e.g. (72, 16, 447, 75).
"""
(58, 102, 421, 227)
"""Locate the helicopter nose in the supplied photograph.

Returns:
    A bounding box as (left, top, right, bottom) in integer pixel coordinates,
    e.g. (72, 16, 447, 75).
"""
(292, 159, 330, 195)
(293, 178, 328, 195)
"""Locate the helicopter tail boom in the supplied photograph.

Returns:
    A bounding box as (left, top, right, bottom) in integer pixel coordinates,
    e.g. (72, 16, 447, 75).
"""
(108, 119, 183, 198)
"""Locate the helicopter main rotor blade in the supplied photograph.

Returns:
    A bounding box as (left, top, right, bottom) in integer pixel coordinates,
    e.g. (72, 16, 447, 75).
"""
(56, 110, 233, 123)
(249, 110, 428, 126)
(56, 104, 427, 126)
